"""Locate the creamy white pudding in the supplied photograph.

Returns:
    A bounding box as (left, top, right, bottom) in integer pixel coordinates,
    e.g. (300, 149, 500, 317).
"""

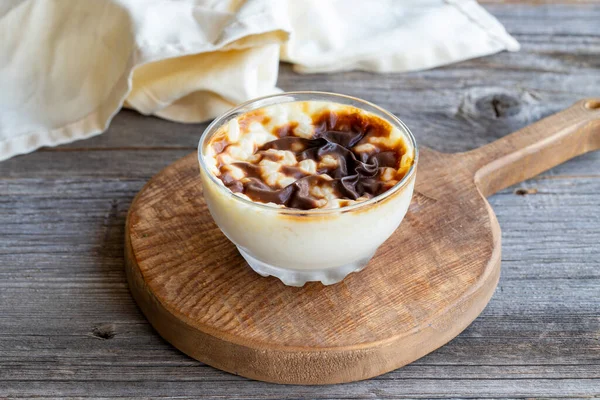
(198, 92, 417, 286)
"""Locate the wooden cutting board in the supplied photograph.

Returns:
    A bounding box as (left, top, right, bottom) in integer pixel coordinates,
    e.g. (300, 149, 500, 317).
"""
(125, 99, 600, 385)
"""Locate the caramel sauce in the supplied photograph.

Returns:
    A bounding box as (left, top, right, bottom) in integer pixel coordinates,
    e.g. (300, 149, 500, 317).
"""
(238, 110, 271, 134)
(274, 121, 299, 137)
(206, 104, 413, 209)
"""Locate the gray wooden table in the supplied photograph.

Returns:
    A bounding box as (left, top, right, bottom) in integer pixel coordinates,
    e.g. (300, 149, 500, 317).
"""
(1, 2, 599, 398)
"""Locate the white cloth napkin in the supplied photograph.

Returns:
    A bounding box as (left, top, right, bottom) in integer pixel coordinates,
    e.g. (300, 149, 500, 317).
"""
(0, 0, 518, 161)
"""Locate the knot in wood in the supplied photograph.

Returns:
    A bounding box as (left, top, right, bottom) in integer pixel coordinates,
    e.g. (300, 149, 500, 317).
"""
(476, 94, 521, 119)
(91, 323, 116, 340)
(456, 88, 544, 141)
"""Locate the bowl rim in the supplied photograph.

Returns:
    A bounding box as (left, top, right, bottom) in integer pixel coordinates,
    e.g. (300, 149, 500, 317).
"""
(197, 91, 418, 215)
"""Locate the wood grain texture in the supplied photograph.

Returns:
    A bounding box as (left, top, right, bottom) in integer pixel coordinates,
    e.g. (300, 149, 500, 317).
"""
(125, 150, 495, 384)
(123, 100, 599, 384)
(1, 2, 599, 397)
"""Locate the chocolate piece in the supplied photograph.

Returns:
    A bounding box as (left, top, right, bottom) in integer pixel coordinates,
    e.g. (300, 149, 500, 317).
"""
(243, 175, 326, 210)
(212, 109, 408, 210)
(226, 137, 397, 209)
(262, 135, 386, 201)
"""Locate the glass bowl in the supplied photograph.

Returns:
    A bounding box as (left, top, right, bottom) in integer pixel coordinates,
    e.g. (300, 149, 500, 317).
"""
(198, 92, 418, 286)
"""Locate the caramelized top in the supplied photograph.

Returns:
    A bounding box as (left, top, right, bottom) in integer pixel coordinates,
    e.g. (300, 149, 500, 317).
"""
(204, 101, 414, 210)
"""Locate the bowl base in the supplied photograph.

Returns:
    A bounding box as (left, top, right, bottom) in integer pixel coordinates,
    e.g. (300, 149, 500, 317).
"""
(236, 246, 375, 286)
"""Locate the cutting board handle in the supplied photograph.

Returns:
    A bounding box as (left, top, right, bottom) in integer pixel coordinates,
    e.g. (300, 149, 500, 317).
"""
(462, 99, 600, 197)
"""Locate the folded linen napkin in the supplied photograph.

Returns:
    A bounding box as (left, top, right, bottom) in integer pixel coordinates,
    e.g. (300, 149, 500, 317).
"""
(0, 0, 518, 161)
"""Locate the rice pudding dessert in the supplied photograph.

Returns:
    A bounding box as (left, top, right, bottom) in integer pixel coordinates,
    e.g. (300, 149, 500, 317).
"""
(198, 93, 417, 286)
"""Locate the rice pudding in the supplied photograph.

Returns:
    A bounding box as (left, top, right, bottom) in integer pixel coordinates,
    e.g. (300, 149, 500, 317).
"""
(198, 92, 417, 286)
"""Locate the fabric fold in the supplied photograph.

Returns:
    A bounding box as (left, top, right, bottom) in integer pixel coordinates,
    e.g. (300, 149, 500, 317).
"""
(0, 0, 518, 161)
(280, 0, 520, 73)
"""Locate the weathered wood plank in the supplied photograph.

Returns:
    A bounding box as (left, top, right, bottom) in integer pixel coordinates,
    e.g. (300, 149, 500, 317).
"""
(1, 379, 599, 399)
(0, 150, 190, 178)
(0, 2, 599, 398)
(0, 160, 598, 396)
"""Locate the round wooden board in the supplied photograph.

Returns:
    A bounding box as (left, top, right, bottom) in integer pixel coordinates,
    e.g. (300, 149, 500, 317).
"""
(124, 99, 598, 384)
(125, 147, 501, 384)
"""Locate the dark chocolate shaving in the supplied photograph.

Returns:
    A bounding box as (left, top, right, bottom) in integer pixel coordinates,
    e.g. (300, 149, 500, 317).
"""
(221, 128, 399, 210)
(243, 175, 327, 210)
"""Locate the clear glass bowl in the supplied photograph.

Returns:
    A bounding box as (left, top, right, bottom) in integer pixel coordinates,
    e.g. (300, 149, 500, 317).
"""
(198, 92, 418, 286)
